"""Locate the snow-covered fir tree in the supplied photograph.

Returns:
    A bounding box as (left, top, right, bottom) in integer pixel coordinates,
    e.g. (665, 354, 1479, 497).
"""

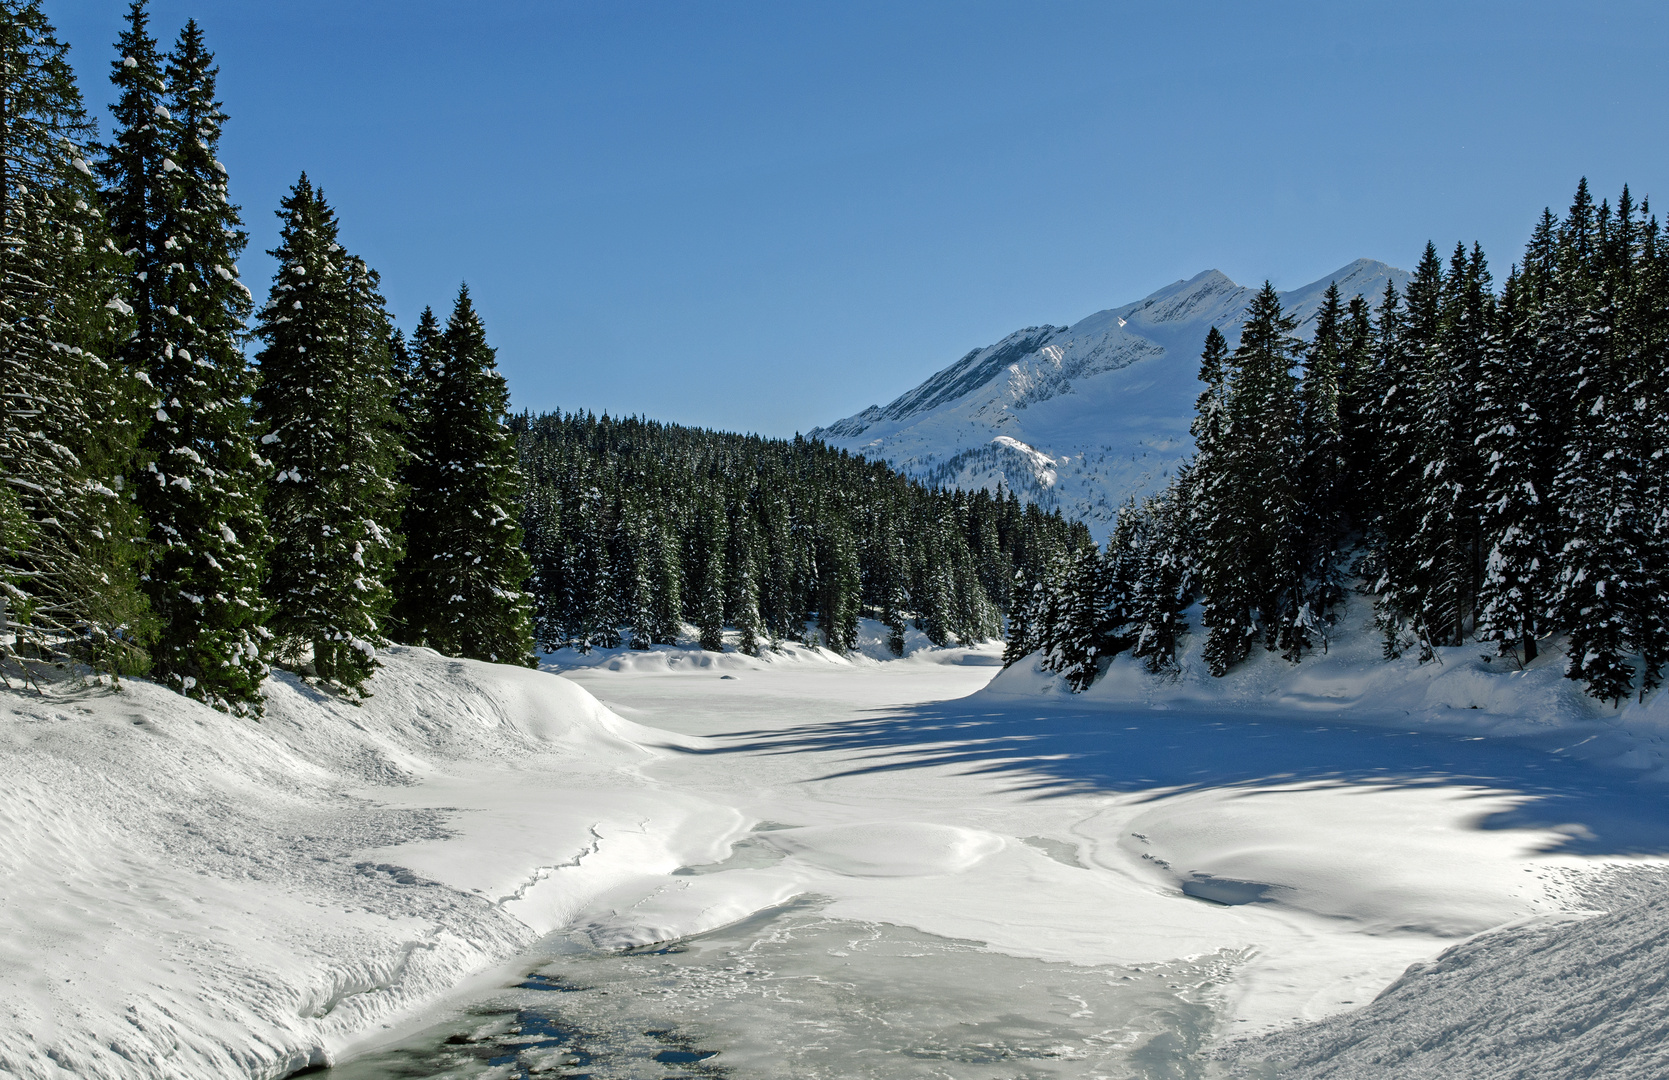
(1336, 290, 1378, 525)
(1196, 283, 1303, 671)
(102, 10, 270, 712)
(1550, 185, 1652, 702)
(388, 306, 442, 642)
(813, 508, 860, 654)
(1296, 282, 1347, 642)
(393, 286, 534, 665)
(253, 174, 402, 696)
(0, 0, 150, 676)
(1475, 241, 1563, 667)
(1126, 481, 1194, 674)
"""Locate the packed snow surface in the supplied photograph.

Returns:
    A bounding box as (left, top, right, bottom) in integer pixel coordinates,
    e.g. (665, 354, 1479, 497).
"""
(4, 614, 1668, 1078)
(811, 260, 1407, 539)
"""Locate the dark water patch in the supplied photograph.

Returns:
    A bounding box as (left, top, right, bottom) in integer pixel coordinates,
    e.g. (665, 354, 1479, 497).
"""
(1182, 875, 1284, 906)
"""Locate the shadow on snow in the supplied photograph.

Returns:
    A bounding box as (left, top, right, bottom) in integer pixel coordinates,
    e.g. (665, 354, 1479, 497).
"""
(677, 695, 1669, 858)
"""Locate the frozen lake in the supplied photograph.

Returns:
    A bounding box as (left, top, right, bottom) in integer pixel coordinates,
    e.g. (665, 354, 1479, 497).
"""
(316, 647, 1669, 1078)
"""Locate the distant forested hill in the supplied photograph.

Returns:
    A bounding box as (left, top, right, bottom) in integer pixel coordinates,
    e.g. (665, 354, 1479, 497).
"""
(514, 411, 1088, 656)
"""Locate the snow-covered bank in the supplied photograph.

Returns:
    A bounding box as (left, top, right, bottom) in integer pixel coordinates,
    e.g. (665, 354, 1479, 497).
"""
(1221, 875, 1669, 1079)
(539, 615, 986, 674)
(985, 591, 1669, 781)
(0, 649, 741, 1080)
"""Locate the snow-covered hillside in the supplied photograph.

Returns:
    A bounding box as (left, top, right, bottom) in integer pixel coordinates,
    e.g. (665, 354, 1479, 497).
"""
(812, 259, 1405, 538)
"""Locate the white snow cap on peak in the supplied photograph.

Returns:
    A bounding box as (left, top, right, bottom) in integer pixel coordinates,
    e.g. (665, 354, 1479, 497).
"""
(811, 258, 1408, 542)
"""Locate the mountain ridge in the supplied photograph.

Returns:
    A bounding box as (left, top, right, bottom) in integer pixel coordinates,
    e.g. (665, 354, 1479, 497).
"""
(811, 258, 1407, 539)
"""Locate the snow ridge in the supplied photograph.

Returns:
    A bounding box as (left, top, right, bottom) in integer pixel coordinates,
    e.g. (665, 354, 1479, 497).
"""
(1223, 890, 1669, 1079)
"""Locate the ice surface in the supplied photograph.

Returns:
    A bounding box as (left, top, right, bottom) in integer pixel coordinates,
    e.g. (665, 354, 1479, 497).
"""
(320, 901, 1233, 1080)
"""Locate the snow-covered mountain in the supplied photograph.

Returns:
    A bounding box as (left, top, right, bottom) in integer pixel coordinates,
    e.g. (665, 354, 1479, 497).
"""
(811, 259, 1407, 539)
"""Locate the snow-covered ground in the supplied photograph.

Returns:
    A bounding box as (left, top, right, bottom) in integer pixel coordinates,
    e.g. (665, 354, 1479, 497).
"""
(4, 610, 1668, 1078)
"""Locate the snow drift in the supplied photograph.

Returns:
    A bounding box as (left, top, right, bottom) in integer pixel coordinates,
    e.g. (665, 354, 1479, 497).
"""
(0, 649, 739, 1080)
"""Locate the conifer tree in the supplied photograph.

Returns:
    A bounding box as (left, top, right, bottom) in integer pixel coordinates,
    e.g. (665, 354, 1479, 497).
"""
(693, 496, 727, 651)
(815, 508, 861, 653)
(1634, 202, 1669, 695)
(388, 306, 441, 642)
(1475, 267, 1553, 663)
(1551, 184, 1646, 702)
(724, 495, 762, 656)
(253, 175, 402, 695)
(103, 11, 270, 711)
(1371, 246, 1444, 656)
(1337, 291, 1378, 522)
(0, 0, 149, 675)
(1410, 242, 1493, 647)
(1297, 282, 1347, 641)
(1195, 285, 1302, 671)
(1126, 479, 1193, 674)
(1038, 542, 1108, 690)
(394, 286, 534, 665)
(648, 516, 682, 646)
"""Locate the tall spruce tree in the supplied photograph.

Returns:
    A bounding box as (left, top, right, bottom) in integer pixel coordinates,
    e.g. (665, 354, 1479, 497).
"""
(0, 0, 149, 676)
(1371, 246, 1443, 655)
(1634, 201, 1669, 695)
(253, 175, 402, 695)
(103, 10, 270, 712)
(1475, 267, 1553, 664)
(1337, 291, 1378, 523)
(1296, 281, 1347, 642)
(393, 286, 533, 665)
(1412, 242, 1493, 647)
(1551, 184, 1648, 702)
(1196, 284, 1303, 672)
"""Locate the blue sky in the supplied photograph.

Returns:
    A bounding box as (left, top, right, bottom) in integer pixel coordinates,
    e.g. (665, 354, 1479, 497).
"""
(53, 1, 1669, 436)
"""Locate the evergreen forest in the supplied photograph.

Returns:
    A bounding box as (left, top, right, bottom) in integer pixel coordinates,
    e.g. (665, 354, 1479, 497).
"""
(0, 1, 536, 709)
(1012, 181, 1669, 706)
(516, 412, 1085, 656)
(3, 0, 1661, 718)
(0, 0, 1075, 714)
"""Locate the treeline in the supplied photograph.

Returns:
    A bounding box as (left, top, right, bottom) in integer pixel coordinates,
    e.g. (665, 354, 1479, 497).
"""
(0, 1, 530, 712)
(517, 411, 1086, 656)
(1013, 180, 1669, 705)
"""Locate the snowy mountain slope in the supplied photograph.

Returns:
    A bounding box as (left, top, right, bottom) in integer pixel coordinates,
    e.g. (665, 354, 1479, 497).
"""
(811, 259, 1406, 538)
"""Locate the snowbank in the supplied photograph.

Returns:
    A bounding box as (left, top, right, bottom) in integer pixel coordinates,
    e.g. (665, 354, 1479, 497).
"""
(541, 616, 1001, 674)
(0, 649, 744, 1080)
(1221, 874, 1669, 1079)
(984, 591, 1669, 780)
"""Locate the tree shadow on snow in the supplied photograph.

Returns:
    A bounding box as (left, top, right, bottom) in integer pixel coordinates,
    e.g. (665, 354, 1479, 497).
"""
(678, 697, 1669, 858)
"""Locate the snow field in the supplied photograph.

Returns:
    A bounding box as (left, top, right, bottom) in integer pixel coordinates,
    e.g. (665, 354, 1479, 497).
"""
(1222, 888, 1669, 1079)
(555, 640, 1664, 1041)
(6, 605, 1667, 1079)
